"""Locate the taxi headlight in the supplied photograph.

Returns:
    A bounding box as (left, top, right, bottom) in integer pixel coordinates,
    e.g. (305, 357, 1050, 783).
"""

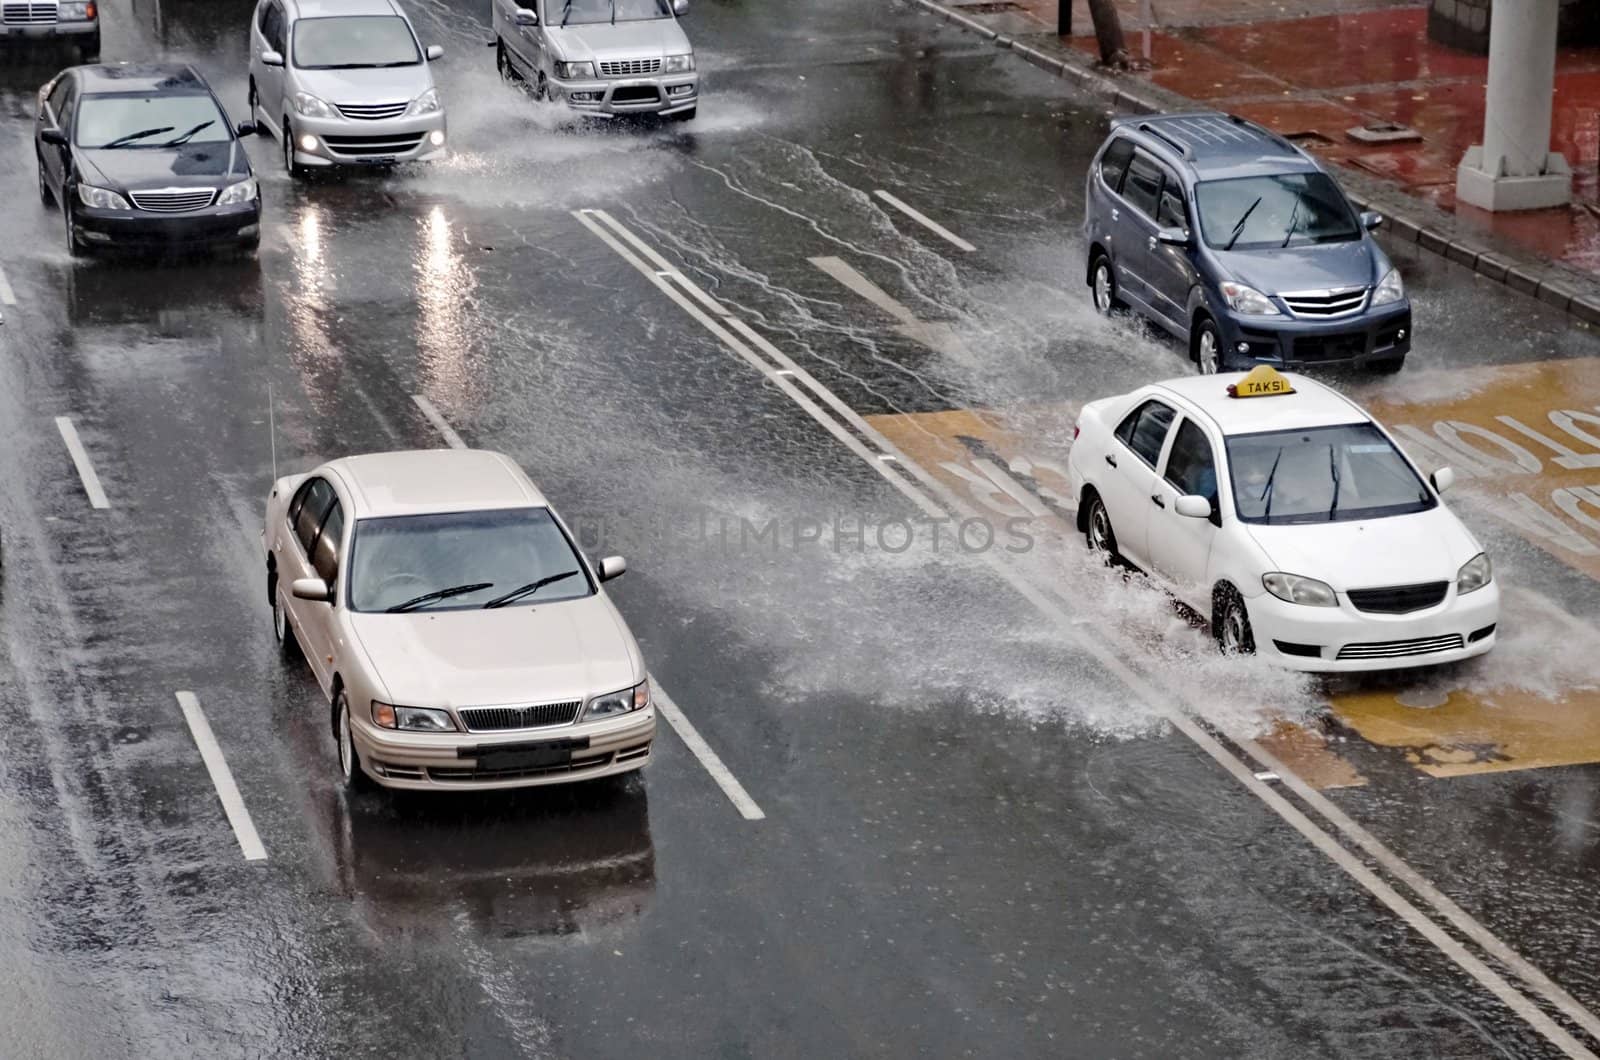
(217, 178, 258, 206)
(405, 88, 440, 116)
(292, 92, 335, 118)
(662, 53, 694, 72)
(371, 701, 456, 731)
(1220, 280, 1279, 316)
(1456, 553, 1492, 595)
(1371, 268, 1404, 307)
(583, 679, 650, 721)
(77, 184, 130, 210)
(556, 60, 595, 79)
(1262, 572, 1338, 607)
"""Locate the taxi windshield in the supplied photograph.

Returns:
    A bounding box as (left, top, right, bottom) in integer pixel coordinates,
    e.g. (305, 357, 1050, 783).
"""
(347, 507, 593, 613)
(1225, 423, 1435, 525)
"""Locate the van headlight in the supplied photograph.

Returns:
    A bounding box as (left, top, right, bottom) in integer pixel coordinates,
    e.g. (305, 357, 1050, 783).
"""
(293, 92, 334, 118)
(556, 60, 595, 79)
(216, 178, 258, 206)
(77, 184, 130, 210)
(406, 88, 440, 116)
(1456, 553, 1492, 594)
(662, 54, 694, 72)
(583, 679, 650, 721)
(1262, 572, 1338, 607)
(371, 701, 457, 731)
(1220, 280, 1280, 316)
(1371, 267, 1405, 306)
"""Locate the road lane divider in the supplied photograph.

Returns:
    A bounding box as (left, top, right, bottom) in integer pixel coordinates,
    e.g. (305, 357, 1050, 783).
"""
(576, 210, 1600, 1055)
(175, 692, 267, 862)
(653, 683, 765, 821)
(873, 190, 976, 253)
(408, 382, 765, 821)
(54, 416, 109, 509)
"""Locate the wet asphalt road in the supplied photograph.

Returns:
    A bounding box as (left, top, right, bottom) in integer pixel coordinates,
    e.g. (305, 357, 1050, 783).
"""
(3, 0, 1600, 1057)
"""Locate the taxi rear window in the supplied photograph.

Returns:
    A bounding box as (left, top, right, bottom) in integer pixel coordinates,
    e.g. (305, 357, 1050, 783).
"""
(1225, 423, 1435, 525)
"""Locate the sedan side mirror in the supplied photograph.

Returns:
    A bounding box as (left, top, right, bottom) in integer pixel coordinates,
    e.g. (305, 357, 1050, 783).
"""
(291, 577, 332, 602)
(260, 49, 284, 67)
(672, 0, 688, 14)
(235, 120, 258, 136)
(40, 126, 67, 146)
(1155, 227, 1190, 247)
(1361, 211, 1383, 231)
(1430, 467, 1455, 494)
(425, 44, 444, 60)
(597, 556, 627, 582)
(513, 6, 538, 25)
(1174, 495, 1212, 519)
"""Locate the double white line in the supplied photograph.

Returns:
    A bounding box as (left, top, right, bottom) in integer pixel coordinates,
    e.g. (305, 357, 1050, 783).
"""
(574, 205, 1600, 1057)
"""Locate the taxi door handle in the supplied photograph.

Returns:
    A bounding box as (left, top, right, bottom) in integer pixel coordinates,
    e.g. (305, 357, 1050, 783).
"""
(1105, 453, 1117, 468)
(1151, 494, 1165, 508)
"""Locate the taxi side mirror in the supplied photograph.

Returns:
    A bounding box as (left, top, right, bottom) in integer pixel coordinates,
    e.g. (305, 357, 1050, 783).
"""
(1174, 495, 1212, 519)
(425, 44, 444, 60)
(291, 577, 332, 602)
(1430, 467, 1455, 494)
(672, 0, 688, 14)
(597, 556, 626, 582)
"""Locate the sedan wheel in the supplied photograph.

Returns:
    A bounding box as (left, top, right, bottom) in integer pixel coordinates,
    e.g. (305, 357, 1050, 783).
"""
(37, 160, 52, 206)
(496, 38, 521, 82)
(1194, 318, 1221, 375)
(271, 581, 298, 656)
(63, 199, 84, 258)
(335, 690, 371, 791)
(283, 120, 306, 179)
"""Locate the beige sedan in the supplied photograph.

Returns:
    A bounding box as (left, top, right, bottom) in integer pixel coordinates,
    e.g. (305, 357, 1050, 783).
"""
(262, 448, 654, 791)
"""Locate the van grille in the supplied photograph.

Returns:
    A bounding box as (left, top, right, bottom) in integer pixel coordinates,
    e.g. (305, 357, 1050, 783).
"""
(129, 188, 217, 212)
(335, 102, 409, 120)
(1346, 581, 1450, 614)
(458, 700, 582, 732)
(1337, 634, 1464, 661)
(600, 58, 660, 77)
(1281, 287, 1368, 317)
(321, 132, 424, 156)
(3, 3, 57, 23)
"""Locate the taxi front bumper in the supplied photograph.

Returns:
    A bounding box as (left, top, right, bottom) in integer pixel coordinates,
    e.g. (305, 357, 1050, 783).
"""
(1249, 581, 1499, 673)
(351, 706, 655, 790)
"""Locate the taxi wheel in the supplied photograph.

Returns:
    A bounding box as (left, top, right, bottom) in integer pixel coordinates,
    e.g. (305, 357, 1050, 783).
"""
(335, 689, 374, 792)
(1084, 493, 1121, 565)
(1090, 253, 1121, 314)
(1214, 585, 1256, 656)
(1192, 316, 1221, 375)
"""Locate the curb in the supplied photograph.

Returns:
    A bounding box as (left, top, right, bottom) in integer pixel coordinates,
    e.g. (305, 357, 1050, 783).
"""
(907, 0, 1600, 329)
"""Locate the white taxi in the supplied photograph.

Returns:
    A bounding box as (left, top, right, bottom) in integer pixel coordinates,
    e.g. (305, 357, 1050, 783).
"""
(1066, 366, 1498, 671)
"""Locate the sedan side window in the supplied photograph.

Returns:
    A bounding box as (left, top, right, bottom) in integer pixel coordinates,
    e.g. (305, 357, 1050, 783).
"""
(1114, 399, 1176, 468)
(1122, 154, 1162, 219)
(46, 77, 71, 123)
(293, 477, 336, 554)
(1163, 418, 1218, 504)
(1099, 137, 1135, 194)
(312, 502, 344, 587)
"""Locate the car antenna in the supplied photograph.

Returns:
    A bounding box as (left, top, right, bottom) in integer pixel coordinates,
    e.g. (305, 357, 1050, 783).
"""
(268, 381, 279, 482)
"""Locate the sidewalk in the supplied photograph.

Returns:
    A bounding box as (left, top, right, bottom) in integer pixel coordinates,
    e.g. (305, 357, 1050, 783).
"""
(925, 0, 1600, 309)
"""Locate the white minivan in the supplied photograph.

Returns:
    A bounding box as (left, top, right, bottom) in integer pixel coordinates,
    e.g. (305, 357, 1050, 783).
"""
(248, 0, 448, 177)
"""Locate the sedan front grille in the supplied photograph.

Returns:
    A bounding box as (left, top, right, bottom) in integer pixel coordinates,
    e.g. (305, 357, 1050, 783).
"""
(321, 132, 425, 156)
(458, 700, 582, 732)
(1337, 634, 1464, 661)
(1347, 581, 1450, 614)
(1281, 287, 1369, 317)
(129, 188, 217, 213)
(334, 101, 409, 120)
(600, 58, 661, 77)
(3, 3, 58, 23)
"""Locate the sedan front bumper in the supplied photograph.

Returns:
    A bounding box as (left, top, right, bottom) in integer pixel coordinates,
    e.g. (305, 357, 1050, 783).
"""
(551, 74, 697, 116)
(1247, 580, 1500, 673)
(74, 200, 261, 251)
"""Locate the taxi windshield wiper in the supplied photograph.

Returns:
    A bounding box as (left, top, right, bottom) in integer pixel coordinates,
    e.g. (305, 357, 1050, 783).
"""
(159, 120, 214, 147)
(386, 581, 494, 613)
(1259, 448, 1284, 520)
(1224, 196, 1262, 251)
(483, 570, 579, 609)
(1326, 444, 1341, 520)
(101, 126, 174, 149)
(1280, 190, 1304, 248)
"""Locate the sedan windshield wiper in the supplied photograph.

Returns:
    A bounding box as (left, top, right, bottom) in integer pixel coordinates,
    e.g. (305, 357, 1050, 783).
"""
(101, 126, 174, 149)
(1224, 196, 1262, 251)
(483, 570, 580, 609)
(159, 120, 214, 147)
(386, 581, 494, 613)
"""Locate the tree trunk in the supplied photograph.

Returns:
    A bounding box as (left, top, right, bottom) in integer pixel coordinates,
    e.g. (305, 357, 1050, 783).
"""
(1086, 0, 1131, 68)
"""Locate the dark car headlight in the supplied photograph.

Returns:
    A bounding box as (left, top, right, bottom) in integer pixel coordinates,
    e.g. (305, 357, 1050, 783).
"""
(217, 178, 258, 206)
(77, 184, 130, 210)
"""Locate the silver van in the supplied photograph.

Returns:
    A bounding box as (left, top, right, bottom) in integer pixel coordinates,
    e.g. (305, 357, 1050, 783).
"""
(248, 0, 448, 178)
(493, 0, 697, 121)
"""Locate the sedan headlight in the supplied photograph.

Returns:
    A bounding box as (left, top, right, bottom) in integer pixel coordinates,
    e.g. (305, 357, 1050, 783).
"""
(1456, 553, 1492, 595)
(371, 701, 457, 731)
(662, 53, 694, 72)
(77, 184, 130, 210)
(405, 88, 440, 116)
(292, 92, 334, 118)
(1220, 280, 1280, 316)
(582, 679, 650, 721)
(216, 178, 258, 206)
(59, 0, 95, 20)
(555, 60, 595, 79)
(1262, 572, 1338, 607)
(1371, 267, 1405, 306)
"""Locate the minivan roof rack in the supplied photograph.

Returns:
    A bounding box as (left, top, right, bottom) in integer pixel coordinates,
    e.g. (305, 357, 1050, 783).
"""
(1225, 113, 1296, 152)
(1137, 122, 1194, 160)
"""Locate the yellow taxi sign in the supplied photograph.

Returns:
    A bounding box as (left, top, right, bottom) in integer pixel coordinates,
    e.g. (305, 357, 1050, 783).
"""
(1228, 365, 1295, 399)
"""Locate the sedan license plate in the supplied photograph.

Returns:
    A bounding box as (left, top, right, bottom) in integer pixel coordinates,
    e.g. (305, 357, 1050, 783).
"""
(476, 741, 584, 771)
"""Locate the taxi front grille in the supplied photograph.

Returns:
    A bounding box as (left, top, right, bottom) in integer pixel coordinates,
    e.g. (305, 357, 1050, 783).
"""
(458, 700, 581, 732)
(1347, 581, 1449, 614)
(1337, 634, 1464, 661)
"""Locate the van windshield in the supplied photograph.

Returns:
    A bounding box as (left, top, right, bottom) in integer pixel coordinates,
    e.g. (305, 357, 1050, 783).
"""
(1194, 172, 1359, 251)
(554, 0, 671, 25)
(293, 16, 420, 69)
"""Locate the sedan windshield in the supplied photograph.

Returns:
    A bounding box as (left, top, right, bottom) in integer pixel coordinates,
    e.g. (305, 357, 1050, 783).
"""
(347, 507, 593, 613)
(1194, 172, 1359, 251)
(293, 16, 420, 69)
(75, 93, 230, 148)
(1226, 423, 1435, 525)
(554, 0, 670, 25)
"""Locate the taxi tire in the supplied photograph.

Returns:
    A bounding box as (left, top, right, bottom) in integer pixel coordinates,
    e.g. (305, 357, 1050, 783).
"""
(1214, 585, 1256, 656)
(335, 688, 374, 793)
(1083, 492, 1121, 565)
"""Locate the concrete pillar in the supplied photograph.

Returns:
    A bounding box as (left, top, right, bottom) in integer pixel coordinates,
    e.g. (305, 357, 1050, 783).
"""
(1455, 0, 1571, 211)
